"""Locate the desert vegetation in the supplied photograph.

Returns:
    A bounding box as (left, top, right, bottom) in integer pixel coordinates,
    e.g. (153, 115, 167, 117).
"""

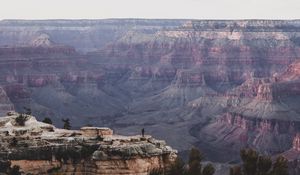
(150, 148, 289, 175)
(150, 147, 215, 175)
(15, 114, 28, 126)
(230, 149, 289, 175)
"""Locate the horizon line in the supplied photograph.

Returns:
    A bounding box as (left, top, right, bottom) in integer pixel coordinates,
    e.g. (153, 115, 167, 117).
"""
(1, 18, 300, 21)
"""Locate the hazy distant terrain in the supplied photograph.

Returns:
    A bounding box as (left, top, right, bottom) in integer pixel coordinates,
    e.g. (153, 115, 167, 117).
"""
(0, 19, 300, 162)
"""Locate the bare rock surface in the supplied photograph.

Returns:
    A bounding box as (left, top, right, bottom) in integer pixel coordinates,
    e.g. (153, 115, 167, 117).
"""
(0, 112, 177, 175)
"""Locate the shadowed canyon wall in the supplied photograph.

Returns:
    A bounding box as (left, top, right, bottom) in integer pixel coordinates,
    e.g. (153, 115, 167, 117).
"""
(0, 19, 300, 163)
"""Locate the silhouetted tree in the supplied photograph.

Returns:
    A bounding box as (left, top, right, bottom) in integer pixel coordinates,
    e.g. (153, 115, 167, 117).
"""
(230, 166, 242, 175)
(168, 157, 186, 175)
(62, 118, 71, 130)
(202, 164, 215, 175)
(229, 149, 289, 175)
(15, 114, 28, 126)
(142, 128, 145, 137)
(271, 156, 289, 175)
(42, 117, 53, 125)
(257, 155, 272, 175)
(149, 147, 216, 175)
(240, 149, 258, 175)
(188, 147, 203, 175)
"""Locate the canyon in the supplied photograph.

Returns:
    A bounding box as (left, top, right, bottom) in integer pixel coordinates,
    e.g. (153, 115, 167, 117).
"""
(0, 19, 300, 166)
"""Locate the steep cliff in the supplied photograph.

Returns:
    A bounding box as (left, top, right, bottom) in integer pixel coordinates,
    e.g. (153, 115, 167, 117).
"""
(0, 112, 176, 175)
(195, 60, 300, 161)
(0, 19, 300, 162)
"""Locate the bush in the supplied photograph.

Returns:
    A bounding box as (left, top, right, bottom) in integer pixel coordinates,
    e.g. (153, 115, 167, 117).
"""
(15, 114, 28, 126)
(47, 166, 61, 174)
(54, 147, 93, 164)
(8, 165, 21, 175)
(55, 148, 70, 163)
(42, 117, 53, 124)
(271, 156, 289, 175)
(80, 145, 98, 159)
(10, 137, 18, 147)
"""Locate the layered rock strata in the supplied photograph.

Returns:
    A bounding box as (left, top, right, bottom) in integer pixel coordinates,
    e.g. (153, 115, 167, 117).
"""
(0, 112, 177, 175)
(0, 19, 300, 162)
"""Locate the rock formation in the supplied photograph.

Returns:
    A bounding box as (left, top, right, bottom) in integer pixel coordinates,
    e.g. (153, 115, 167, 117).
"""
(0, 112, 177, 175)
(0, 19, 300, 163)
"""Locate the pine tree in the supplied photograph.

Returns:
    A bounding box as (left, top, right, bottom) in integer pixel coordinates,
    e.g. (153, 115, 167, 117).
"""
(271, 156, 289, 175)
(62, 118, 71, 130)
(202, 164, 215, 175)
(168, 156, 185, 175)
(188, 147, 203, 175)
(257, 155, 272, 175)
(240, 149, 258, 175)
(228, 149, 289, 175)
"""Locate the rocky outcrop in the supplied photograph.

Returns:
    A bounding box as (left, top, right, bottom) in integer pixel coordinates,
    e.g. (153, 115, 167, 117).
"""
(0, 112, 177, 175)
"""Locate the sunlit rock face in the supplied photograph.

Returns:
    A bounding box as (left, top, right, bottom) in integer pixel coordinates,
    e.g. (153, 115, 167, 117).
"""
(0, 113, 177, 175)
(0, 19, 300, 162)
(196, 60, 300, 161)
(292, 133, 300, 151)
